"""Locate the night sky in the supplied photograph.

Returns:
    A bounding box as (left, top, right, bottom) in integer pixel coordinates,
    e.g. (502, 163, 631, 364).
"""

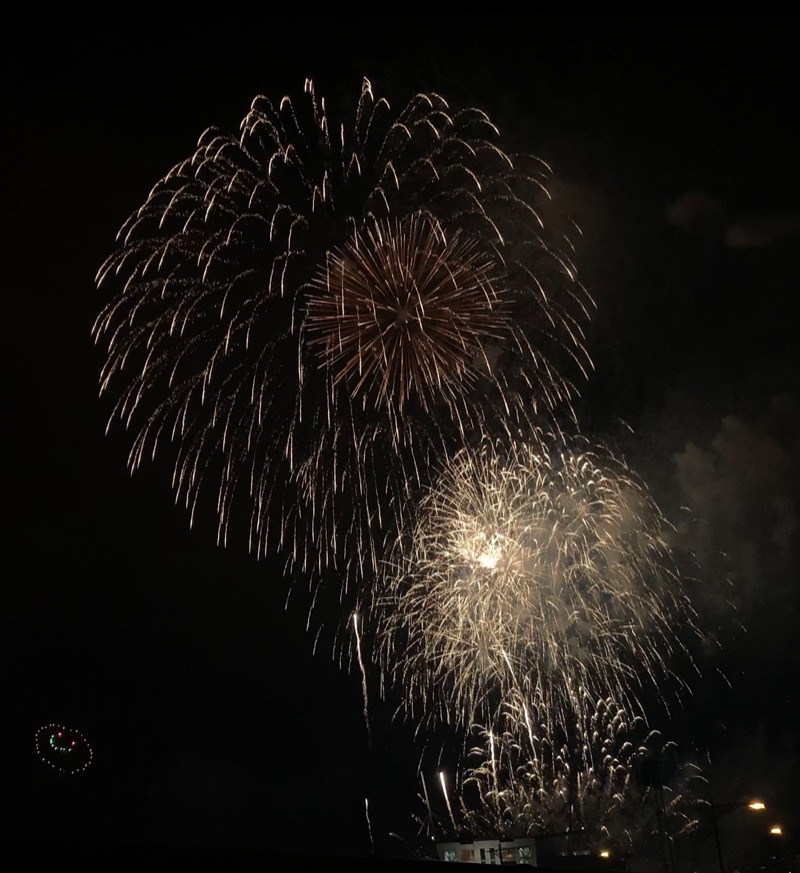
(7, 15, 799, 867)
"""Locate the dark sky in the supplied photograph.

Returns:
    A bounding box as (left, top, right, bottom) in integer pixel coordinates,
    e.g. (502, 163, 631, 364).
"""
(6, 14, 799, 866)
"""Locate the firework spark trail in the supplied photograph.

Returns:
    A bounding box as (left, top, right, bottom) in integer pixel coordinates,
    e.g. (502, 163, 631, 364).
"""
(92, 77, 594, 628)
(365, 796, 375, 854)
(421, 772, 435, 838)
(439, 770, 457, 832)
(369, 430, 699, 733)
(352, 611, 372, 748)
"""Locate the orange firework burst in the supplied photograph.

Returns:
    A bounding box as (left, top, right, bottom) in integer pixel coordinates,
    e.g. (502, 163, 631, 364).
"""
(306, 213, 511, 415)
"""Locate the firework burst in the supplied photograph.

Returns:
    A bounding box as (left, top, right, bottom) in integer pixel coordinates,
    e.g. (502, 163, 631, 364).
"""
(92, 77, 593, 612)
(305, 212, 512, 417)
(369, 431, 698, 731)
(426, 698, 703, 858)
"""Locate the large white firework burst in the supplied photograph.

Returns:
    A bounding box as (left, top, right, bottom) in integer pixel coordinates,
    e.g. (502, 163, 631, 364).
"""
(369, 431, 698, 730)
(93, 77, 593, 617)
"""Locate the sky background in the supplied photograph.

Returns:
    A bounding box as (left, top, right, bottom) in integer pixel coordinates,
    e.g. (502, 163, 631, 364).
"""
(6, 14, 799, 867)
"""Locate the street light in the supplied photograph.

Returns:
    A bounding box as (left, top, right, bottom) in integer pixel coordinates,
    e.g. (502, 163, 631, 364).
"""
(697, 796, 766, 873)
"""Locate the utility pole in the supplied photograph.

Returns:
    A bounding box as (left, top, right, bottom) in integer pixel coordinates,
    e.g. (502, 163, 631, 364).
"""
(635, 747, 675, 873)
